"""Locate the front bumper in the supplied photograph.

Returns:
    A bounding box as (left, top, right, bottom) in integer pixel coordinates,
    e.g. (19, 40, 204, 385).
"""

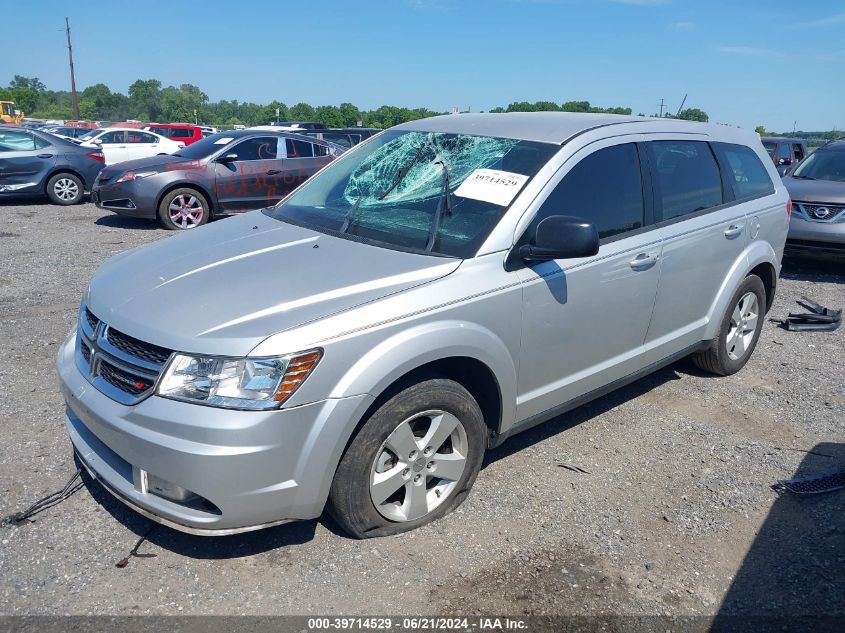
(57, 333, 372, 534)
(786, 215, 845, 258)
(92, 179, 159, 219)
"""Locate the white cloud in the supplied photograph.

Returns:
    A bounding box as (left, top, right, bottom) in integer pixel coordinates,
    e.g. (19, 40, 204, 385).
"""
(716, 46, 785, 58)
(668, 21, 695, 31)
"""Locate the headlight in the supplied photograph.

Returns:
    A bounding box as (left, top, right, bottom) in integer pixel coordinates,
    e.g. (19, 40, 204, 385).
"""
(157, 349, 322, 410)
(115, 170, 158, 183)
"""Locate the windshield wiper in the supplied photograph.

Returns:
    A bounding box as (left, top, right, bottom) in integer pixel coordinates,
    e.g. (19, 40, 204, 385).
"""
(377, 143, 426, 200)
(792, 174, 816, 180)
(338, 196, 364, 233)
(425, 160, 453, 252)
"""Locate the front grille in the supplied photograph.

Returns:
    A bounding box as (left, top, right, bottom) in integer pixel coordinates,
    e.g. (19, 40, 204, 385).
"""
(98, 361, 151, 395)
(76, 304, 174, 405)
(107, 328, 172, 365)
(85, 307, 99, 332)
(795, 202, 845, 222)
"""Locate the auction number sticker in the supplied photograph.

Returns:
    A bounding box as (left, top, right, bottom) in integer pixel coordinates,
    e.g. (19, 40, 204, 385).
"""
(454, 168, 529, 206)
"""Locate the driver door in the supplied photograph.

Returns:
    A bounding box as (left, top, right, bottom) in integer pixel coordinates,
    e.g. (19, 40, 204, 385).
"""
(514, 141, 663, 422)
(213, 136, 281, 212)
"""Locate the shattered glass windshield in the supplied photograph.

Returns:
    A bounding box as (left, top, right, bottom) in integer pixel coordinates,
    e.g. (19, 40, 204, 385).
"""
(264, 130, 558, 257)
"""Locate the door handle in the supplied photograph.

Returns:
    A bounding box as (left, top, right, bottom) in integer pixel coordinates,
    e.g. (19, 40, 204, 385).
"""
(629, 253, 659, 271)
(37, 154, 54, 159)
(266, 169, 282, 175)
(724, 224, 744, 238)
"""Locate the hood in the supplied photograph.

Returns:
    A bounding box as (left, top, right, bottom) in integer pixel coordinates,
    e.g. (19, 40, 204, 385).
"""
(98, 154, 197, 177)
(87, 212, 461, 356)
(782, 176, 845, 205)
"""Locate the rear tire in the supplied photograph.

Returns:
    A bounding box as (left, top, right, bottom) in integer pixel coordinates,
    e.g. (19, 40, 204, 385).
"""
(46, 173, 84, 205)
(157, 188, 210, 230)
(329, 379, 487, 538)
(692, 275, 766, 376)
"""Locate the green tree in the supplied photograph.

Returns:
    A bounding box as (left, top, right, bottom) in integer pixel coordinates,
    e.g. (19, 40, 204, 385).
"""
(755, 125, 767, 135)
(289, 102, 316, 121)
(339, 102, 362, 127)
(677, 108, 709, 123)
(315, 105, 344, 128)
(127, 79, 163, 121)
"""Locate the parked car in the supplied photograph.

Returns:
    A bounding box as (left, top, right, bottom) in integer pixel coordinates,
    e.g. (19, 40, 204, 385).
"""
(269, 121, 327, 130)
(91, 130, 340, 229)
(297, 127, 381, 149)
(58, 113, 788, 537)
(44, 126, 95, 141)
(144, 123, 204, 146)
(761, 137, 808, 176)
(77, 128, 183, 165)
(781, 139, 845, 258)
(199, 126, 218, 137)
(0, 124, 104, 204)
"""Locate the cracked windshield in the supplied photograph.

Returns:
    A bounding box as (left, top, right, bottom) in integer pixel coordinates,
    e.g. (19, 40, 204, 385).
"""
(265, 130, 558, 257)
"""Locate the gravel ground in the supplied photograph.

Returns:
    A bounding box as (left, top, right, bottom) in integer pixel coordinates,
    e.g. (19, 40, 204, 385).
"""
(0, 200, 843, 618)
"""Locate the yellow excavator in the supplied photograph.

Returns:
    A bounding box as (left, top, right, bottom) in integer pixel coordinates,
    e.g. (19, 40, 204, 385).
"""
(0, 100, 23, 124)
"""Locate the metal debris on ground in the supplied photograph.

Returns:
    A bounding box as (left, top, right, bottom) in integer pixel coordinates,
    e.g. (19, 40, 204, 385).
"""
(772, 466, 845, 495)
(772, 296, 842, 332)
(1, 468, 83, 527)
(557, 464, 591, 474)
(115, 524, 158, 568)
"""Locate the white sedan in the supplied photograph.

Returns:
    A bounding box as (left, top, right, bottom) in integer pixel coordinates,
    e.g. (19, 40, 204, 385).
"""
(78, 128, 183, 165)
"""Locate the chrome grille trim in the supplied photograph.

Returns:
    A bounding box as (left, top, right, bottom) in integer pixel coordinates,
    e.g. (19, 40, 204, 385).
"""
(794, 202, 845, 223)
(75, 304, 174, 405)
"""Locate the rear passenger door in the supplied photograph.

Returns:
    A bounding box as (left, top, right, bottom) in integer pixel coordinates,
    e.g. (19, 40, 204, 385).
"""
(515, 141, 663, 422)
(278, 138, 334, 196)
(643, 139, 747, 357)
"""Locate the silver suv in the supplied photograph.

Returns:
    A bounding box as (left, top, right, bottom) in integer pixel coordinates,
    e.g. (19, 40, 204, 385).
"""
(57, 113, 789, 538)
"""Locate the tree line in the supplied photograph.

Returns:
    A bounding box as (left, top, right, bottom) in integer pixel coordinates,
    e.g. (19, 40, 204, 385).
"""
(0, 75, 716, 128)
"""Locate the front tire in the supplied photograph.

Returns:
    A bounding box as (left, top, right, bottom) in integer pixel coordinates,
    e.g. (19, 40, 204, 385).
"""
(329, 379, 487, 538)
(157, 188, 210, 230)
(692, 275, 766, 376)
(46, 173, 83, 205)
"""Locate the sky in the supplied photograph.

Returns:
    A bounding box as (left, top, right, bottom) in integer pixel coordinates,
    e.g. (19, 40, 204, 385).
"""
(6, 0, 845, 132)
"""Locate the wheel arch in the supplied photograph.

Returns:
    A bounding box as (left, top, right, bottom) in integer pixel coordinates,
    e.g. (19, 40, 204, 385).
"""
(44, 167, 87, 192)
(155, 180, 216, 217)
(703, 241, 779, 340)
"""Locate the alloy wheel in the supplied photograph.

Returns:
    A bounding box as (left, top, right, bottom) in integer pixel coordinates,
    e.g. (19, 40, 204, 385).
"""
(168, 194, 204, 229)
(54, 178, 79, 202)
(726, 291, 759, 361)
(370, 409, 468, 522)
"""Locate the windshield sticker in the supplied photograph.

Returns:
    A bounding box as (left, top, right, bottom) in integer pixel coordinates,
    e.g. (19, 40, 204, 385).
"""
(213, 137, 234, 144)
(454, 168, 529, 206)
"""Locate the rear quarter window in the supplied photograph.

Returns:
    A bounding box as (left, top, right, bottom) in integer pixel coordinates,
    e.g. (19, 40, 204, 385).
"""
(712, 142, 774, 201)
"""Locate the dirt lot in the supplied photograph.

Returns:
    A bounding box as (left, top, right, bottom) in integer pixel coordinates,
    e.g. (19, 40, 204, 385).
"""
(0, 200, 843, 619)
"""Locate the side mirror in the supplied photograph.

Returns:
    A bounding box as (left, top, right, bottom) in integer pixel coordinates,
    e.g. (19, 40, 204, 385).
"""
(217, 153, 238, 163)
(92, 138, 102, 145)
(519, 215, 599, 262)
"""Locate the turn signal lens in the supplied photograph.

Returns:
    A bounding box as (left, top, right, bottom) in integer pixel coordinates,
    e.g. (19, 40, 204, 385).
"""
(274, 349, 323, 403)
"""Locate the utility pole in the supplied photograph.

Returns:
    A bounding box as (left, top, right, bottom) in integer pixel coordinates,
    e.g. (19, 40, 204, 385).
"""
(793, 120, 797, 134)
(676, 93, 688, 117)
(658, 98, 665, 118)
(65, 17, 79, 120)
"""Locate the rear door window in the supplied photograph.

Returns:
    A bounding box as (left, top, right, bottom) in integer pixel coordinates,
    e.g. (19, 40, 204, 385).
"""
(98, 131, 125, 143)
(712, 142, 775, 201)
(778, 143, 791, 161)
(286, 139, 314, 158)
(792, 144, 805, 162)
(529, 143, 645, 241)
(170, 128, 194, 139)
(648, 141, 723, 221)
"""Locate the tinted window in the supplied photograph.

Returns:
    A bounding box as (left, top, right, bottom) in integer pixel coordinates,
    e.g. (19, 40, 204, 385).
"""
(33, 135, 50, 149)
(286, 139, 314, 158)
(170, 128, 194, 139)
(713, 142, 774, 201)
(313, 143, 330, 157)
(792, 144, 805, 162)
(148, 127, 169, 137)
(529, 143, 644, 241)
(0, 130, 36, 151)
(649, 141, 722, 220)
(762, 141, 777, 158)
(232, 136, 279, 161)
(99, 131, 125, 143)
(127, 131, 158, 144)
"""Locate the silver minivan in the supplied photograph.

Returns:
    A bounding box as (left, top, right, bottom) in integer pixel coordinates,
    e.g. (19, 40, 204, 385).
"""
(57, 113, 789, 538)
